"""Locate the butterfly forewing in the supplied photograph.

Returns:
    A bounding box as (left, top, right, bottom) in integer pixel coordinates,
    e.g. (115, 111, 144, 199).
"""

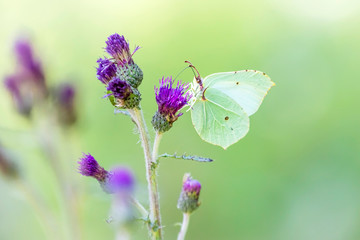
(203, 70, 274, 116)
(191, 88, 249, 149)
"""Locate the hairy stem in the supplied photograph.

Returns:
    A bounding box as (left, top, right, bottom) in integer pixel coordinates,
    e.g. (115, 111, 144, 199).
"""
(129, 108, 162, 239)
(177, 213, 191, 240)
(130, 197, 149, 218)
(152, 132, 162, 164)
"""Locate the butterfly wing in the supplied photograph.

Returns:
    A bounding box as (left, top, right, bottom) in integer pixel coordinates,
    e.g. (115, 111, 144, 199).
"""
(203, 70, 274, 116)
(191, 87, 249, 149)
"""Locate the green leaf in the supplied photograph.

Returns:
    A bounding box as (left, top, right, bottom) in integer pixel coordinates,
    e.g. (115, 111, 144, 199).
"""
(158, 153, 214, 162)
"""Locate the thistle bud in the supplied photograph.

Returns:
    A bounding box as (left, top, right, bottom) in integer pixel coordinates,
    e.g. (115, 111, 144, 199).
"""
(107, 77, 141, 109)
(117, 63, 143, 88)
(152, 76, 192, 133)
(177, 173, 201, 213)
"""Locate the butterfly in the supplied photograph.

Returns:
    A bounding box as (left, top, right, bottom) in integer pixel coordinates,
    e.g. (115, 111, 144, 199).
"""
(186, 61, 274, 149)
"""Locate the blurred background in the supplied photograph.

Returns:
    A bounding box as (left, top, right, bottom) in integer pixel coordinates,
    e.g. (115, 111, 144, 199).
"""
(1, 0, 360, 239)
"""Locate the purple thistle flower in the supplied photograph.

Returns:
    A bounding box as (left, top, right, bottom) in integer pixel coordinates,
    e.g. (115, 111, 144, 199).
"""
(78, 153, 108, 182)
(96, 57, 117, 84)
(177, 174, 202, 213)
(105, 167, 135, 194)
(105, 34, 134, 66)
(107, 77, 133, 99)
(155, 76, 192, 120)
(182, 176, 201, 197)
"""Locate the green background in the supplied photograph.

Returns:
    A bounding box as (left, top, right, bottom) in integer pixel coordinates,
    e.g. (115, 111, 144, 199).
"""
(1, 0, 360, 239)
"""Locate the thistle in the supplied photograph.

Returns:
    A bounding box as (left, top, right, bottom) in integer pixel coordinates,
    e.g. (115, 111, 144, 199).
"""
(107, 77, 141, 109)
(96, 33, 143, 89)
(152, 76, 192, 133)
(78, 153, 108, 183)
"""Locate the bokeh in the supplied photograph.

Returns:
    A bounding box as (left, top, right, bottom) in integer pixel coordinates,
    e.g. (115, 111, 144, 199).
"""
(1, 0, 360, 239)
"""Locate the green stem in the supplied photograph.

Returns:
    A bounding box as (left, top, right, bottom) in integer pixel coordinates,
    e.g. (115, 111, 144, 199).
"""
(15, 180, 58, 240)
(130, 196, 149, 218)
(115, 226, 131, 240)
(152, 132, 162, 164)
(128, 108, 162, 239)
(177, 213, 191, 240)
(34, 112, 81, 240)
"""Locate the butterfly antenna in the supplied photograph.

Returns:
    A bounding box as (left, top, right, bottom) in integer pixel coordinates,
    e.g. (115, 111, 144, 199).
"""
(173, 66, 191, 81)
(185, 61, 203, 89)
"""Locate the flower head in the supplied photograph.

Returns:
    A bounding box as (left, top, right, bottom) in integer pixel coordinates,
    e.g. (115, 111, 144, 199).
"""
(105, 34, 134, 66)
(96, 57, 117, 84)
(177, 173, 202, 213)
(105, 167, 135, 194)
(152, 76, 192, 132)
(107, 77, 133, 100)
(155, 76, 192, 119)
(78, 153, 108, 182)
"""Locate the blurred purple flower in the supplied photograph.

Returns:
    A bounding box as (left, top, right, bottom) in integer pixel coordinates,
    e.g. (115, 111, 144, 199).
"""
(54, 83, 77, 126)
(4, 38, 47, 116)
(105, 167, 135, 194)
(14, 39, 45, 84)
(4, 75, 32, 116)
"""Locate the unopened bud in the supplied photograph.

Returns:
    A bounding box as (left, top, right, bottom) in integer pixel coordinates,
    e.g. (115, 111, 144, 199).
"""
(117, 63, 143, 88)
